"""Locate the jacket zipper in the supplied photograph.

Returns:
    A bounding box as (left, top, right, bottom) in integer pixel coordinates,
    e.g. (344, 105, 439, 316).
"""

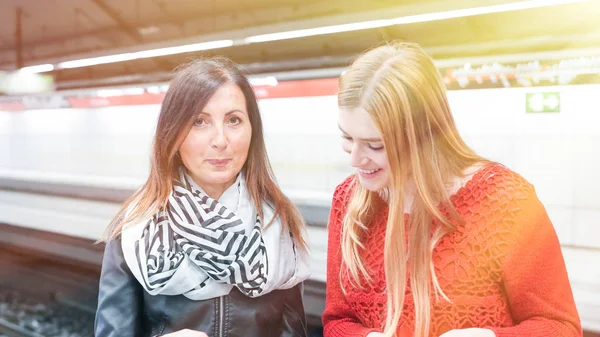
(216, 295, 225, 337)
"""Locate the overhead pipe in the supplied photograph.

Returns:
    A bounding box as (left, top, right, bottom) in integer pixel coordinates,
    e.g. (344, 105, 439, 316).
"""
(15, 7, 24, 69)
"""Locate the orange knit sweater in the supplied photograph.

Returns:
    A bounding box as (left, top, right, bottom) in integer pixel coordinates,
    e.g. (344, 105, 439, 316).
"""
(322, 164, 582, 337)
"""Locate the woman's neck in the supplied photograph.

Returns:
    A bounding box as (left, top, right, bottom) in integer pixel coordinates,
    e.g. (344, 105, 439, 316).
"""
(380, 162, 487, 209)
(191, 176, 237, 200)
(378, 179, 416, 212)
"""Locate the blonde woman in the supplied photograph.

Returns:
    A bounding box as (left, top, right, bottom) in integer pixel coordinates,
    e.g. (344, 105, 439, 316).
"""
(322, 42, 582, 337)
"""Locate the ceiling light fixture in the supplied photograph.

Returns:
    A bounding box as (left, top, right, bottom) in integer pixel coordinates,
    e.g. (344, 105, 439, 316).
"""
(244, 0, 590, 43)
(58, 40, 234, 69)
(19, 64, 55, 73)
(248, 76, 279, 86)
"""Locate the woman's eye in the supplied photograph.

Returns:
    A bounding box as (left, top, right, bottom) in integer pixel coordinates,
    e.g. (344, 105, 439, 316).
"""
(229, 116, 241, 125)
(194, 118, 207, 126)
(368, 144, 384, 150)
(341, 134, 351, 141)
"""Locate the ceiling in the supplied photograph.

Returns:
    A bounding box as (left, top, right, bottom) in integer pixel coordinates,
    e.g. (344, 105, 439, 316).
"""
(1, 0, 599, 90)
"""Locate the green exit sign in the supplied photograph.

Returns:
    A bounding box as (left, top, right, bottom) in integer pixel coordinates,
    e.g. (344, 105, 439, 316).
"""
(526, 92, 560, 113)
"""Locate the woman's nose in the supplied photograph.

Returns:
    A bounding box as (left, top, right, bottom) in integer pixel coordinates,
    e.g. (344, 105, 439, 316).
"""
(349, 145, 368, 167)
(210, 126, 228, 149)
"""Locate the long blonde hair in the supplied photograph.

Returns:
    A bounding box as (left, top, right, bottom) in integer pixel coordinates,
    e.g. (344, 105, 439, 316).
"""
(101, 58, 306, 250)
(338, 42, 485, 337)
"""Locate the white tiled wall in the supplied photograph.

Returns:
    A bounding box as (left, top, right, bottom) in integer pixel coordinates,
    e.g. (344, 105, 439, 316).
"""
(3, 105, 158, 178)
(448, 85, 600, 249)
(1, 84, 599, 248)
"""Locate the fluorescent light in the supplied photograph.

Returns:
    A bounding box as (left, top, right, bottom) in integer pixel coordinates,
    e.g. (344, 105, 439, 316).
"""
(58, 40, 234, 69)
(388, 0, 589, 25)
(147, 86, 161, 94)
(97, 87, 146, 97)
(244, 0, 589, 43)
(138, 25, 160, 36)
(134, 40, 234, 58)
(244, 20, 391, 43)
(97, 89, 125, 97)
(20, 64, 54, 73)
(249, 76, 278, 86)
(59, 53, 137, 69)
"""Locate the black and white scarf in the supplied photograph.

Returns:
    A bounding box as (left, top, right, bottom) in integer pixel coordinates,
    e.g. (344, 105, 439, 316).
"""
(121, 171, 310, 300)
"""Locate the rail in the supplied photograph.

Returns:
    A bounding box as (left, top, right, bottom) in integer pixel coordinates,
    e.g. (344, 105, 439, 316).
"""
(0, 319, 45, 337)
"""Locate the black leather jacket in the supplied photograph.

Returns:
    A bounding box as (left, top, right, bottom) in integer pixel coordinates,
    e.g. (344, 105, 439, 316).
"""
(95, 238, 307, 337)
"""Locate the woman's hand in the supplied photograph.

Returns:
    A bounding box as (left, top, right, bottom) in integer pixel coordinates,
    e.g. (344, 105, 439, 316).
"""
(439, 328, 495, 337)
(161, 329, 208, 337)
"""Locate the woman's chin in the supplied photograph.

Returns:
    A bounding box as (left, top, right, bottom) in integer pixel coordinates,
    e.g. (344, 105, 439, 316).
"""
(358, 175, 388, 192)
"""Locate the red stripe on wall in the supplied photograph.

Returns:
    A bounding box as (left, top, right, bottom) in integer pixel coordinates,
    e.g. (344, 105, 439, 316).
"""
(3, 78, 341, 111)
(67, 78, 340, 108)
(68, 93, 166, 108)
(253, 78, 339, 99)
(0, 100, 25, 112)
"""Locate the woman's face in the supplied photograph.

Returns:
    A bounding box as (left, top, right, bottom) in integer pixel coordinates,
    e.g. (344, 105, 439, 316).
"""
(179, 82, 252, 199)
(338, 108, 390, 192)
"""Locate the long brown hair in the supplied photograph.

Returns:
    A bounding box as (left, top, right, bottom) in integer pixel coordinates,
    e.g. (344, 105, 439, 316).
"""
(102, 57, 306, 249)
(338, 41, 486, 337)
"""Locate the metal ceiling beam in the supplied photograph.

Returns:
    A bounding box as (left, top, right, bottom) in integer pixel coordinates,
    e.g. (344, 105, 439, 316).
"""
(150, 0, 185, 35)
(90, 0, 178, 72)
(0, 26, 120, 55)
(15, 7, 23, 68)
(90, 0, 144, 43)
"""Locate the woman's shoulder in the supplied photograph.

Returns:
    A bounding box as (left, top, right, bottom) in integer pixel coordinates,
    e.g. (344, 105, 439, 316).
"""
(474, 163, 534, 196)
(458, 163, 539, 215)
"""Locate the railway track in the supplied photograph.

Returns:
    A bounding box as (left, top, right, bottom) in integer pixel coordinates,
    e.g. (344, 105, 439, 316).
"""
(0, 318, 45, 337)
(0, 248, 97, 337)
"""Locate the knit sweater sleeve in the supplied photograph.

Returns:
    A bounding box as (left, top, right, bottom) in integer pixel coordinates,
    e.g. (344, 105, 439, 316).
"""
(322, 177, 380, 337)
(488, 178, 582, 337)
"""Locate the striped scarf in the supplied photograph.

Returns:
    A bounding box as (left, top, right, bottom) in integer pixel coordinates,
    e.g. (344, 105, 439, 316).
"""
(121, 171, 273, 300)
